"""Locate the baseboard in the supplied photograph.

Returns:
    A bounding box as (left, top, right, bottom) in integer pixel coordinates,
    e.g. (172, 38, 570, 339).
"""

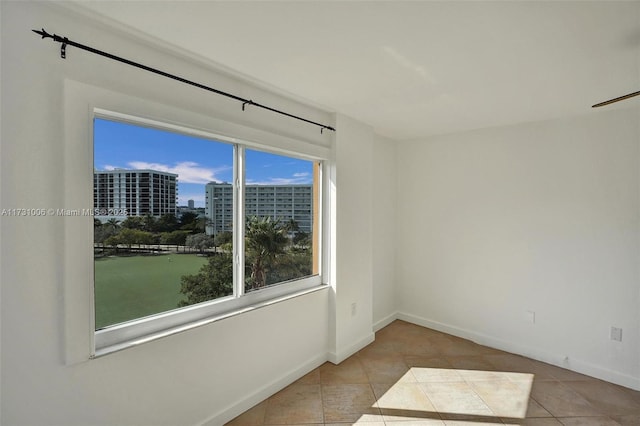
(327, 332, 375, 364)
(397, 311, 640, 391)
(199, 329, 377, 424)
(198, 352, 328, 426)
(397, 312, 487, 344)
(373, 311, 399, 332)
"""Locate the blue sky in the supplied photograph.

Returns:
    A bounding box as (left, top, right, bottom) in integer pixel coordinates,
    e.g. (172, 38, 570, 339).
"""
(94, 118, 313, 207)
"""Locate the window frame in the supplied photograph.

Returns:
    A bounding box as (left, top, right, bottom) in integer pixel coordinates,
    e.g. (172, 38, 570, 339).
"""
(92, 109, 326, 357)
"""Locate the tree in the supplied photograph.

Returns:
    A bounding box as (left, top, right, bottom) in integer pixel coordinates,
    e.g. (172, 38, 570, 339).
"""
(179, 211, 200, 232)
(121, 216, 145, 230)
(266, 247, 312, 283)
(214, 231, 233, 249)
(180, 211, 199, 225)
(142, 214, 158, 232)
(105, 218, 121, 230)
(94, 224, 118, 245)
(185, 233, 215, 253)
(178, 216, 311, 303)
(133, 229, 154, 247)
(116, 228, 138, 250)
(179, 252, 233, 306)
(157, 214, 179, 233)
(104, 234, 120, 253)
(161, 230, 190, 249)
(283, 218, 300, 235)
(106, 228, 153, 251)
(195, 217, 207, 233)
(245, 216, 288, 289)
(293, 230, 311, 247)
(282, 218, 301, 247)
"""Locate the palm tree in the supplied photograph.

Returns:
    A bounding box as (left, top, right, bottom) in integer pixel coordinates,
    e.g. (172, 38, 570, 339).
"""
(283, 218, 300, 245)
(106, 218, 120, 230)
(142, 214, 158, 232)
(283, 218, 300, 234)
(245, 216, 288, 290)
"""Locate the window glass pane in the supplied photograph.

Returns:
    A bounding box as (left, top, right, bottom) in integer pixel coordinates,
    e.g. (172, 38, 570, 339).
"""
(93, 118, 234, 330)
(244, 149, 319, 292)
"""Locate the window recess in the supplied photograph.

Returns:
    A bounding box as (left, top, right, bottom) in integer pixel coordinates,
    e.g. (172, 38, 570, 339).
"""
(93, 114, 324, 356)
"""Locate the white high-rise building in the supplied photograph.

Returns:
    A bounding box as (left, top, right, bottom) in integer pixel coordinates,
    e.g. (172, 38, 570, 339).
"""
(205, 182, 313, 235)
(94, 169, 178, 220)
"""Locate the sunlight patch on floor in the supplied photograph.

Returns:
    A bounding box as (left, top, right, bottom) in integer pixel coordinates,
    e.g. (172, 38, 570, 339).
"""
(360, 368, 534, 424)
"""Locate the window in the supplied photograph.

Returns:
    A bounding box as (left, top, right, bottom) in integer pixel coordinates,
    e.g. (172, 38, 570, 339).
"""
(244, 148, 319, 292)
(92, 115, 323, 355)
(93, 118, 234, 329)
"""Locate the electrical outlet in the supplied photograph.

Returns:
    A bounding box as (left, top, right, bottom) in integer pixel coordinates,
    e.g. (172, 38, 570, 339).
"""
(351, 302, 357, 317)
(611, 327, 623, 342)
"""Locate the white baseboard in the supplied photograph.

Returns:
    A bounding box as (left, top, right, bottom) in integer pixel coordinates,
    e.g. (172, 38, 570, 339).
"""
(198, 331, 376, 425)
(198, 353, 328, 426)
(397, 311, 640, 391)
(327, 332, 375, 364)
(373, 311, 399, 332)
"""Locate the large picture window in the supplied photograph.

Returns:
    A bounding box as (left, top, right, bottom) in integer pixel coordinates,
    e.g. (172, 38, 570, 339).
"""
(93, 115, 323, 354)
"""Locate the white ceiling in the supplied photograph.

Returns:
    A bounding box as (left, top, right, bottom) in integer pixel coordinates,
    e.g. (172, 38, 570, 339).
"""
(70, 1, 640, 141)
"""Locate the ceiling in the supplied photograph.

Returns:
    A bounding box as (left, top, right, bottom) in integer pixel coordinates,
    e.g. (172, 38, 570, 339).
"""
(69, 1, 640, 141)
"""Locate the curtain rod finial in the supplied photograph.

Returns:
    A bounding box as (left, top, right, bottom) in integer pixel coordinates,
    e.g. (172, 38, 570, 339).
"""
(32, 28, 52, 39)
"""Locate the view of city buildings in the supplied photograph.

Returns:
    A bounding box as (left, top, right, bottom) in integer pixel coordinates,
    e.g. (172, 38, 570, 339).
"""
(94, 169, 178, 220)
(94, 170, 314, 234)
(205, 182, 313, 235)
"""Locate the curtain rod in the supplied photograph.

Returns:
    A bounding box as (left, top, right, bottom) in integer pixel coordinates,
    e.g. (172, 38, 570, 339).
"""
(32, 28, 336, 134)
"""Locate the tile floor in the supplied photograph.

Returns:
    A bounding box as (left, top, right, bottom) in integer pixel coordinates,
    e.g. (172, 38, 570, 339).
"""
(226, 320, 640, 425)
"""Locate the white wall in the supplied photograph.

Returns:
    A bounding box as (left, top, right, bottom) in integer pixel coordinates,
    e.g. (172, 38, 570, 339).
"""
(1, 2, 337, 425)
(397, 108, 640, 389)
(372, 134, 397, 329)
(328, 114, 376, 363)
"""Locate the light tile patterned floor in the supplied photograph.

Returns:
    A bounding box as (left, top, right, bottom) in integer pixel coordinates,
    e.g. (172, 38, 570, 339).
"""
(226, 320, 640, 425)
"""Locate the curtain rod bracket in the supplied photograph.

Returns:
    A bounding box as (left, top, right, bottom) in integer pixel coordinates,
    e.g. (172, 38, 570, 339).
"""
(61, 37, 68, 59)
(242, 100, 253, 111)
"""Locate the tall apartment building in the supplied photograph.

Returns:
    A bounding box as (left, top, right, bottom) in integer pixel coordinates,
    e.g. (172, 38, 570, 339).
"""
(94, 169, 178, 219)
(205, 182, 313, 235)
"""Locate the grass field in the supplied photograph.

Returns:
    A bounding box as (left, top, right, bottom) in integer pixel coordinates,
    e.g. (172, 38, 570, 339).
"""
(94, 254, 208, 329)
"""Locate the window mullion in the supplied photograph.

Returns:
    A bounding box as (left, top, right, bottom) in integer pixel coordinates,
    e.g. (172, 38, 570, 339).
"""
(233, 145, 246, 298)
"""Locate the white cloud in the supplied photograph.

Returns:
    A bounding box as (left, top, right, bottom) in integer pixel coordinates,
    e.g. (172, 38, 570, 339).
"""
(246, 175, 312, 185)
(293, 172, 310, 178)
(127, 161, 230, 184)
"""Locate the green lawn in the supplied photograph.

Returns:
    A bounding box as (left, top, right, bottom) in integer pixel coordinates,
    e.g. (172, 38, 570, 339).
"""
(94, 254, 208, 329)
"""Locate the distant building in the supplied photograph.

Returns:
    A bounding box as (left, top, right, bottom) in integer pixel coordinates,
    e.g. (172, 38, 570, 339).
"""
(188, 199, 195, 209)
(94, 169, 177, 220)
(205, 182, 313, 235)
